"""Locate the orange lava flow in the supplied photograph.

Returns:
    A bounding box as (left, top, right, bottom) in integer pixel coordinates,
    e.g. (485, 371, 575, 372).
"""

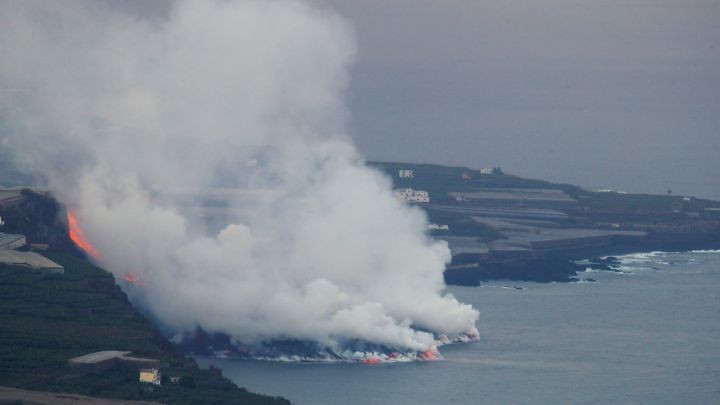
(67, 210, 101, 260)
(124, 273, 145, 286)
(362, 357, 380, 365)
(420, 349, 438, 361)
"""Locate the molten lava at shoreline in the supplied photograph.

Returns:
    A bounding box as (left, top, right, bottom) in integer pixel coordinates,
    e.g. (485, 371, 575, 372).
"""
(67, 210, 101, 260)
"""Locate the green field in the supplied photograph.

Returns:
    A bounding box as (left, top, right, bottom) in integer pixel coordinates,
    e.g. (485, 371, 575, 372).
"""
(369, 161, 720, 213)
(424, 208, 504, 241)
(368, 161, 582, 203)
(0, 251, 289, 405)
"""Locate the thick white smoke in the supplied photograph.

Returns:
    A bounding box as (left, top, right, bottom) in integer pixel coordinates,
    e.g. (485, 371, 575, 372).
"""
(0, 0, 478, 356)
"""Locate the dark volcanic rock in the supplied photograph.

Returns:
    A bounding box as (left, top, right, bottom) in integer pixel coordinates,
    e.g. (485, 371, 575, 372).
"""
(444, 257, 583, 285)
(0, 189, 82, 255)
(586, 256, 622, 272)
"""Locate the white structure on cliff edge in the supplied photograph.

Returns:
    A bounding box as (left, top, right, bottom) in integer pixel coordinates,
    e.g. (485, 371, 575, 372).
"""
(139, 368, 162, 385)
(0, 232, 25, 250)
(399, 169, 414, 178)
(395, 188, 429, 203)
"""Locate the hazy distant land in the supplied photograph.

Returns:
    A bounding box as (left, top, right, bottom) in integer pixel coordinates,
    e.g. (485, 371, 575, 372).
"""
(369, 162, 720, 284)
(1, 162, 719, 402)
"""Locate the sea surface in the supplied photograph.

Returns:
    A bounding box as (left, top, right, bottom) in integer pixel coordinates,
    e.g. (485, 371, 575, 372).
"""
(196, 250, 720, 404)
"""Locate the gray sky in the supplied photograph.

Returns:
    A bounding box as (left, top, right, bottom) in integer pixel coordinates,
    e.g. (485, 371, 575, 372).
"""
(106, 0, 720, 199)
(326, 0, 720, 199)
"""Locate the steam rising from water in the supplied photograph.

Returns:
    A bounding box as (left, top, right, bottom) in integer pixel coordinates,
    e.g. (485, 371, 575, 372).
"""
(0, 0, 478, 356)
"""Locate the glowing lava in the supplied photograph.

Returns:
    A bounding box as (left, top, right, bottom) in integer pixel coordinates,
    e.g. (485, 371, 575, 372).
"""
(362, 357, 380, 365)
(124, 273, 145, 286)
(419, 348, 438, 361)
(67, 210, 101, 260)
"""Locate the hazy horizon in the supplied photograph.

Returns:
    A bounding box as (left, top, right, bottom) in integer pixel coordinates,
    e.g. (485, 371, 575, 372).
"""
(3, 0, 718, 199)
(328, 0, 720, 199)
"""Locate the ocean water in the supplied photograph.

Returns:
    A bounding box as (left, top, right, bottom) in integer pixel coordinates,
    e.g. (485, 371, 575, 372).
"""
(196, 250, 720, 404)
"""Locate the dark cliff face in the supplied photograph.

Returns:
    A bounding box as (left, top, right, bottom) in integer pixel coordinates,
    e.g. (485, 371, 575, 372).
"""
(445, 257, 584, 285)
(443, 231, 720, 285)
(0, 189, 82, 256)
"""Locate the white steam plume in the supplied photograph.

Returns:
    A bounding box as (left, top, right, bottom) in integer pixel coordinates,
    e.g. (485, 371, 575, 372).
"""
(0, 0, 478, 356)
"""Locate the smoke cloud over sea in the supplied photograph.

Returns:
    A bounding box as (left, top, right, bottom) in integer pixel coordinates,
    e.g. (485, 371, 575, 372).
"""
(0, 0, 478, 358)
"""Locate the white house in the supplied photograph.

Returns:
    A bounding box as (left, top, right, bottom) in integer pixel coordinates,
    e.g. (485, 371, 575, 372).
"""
(479, 168, 493, 174)
(399, 169, 414, 178)
(395, 188, 429, 203)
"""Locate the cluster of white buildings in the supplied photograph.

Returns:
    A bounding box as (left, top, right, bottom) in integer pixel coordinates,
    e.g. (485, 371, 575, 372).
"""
(398, 169, 414, 178)
(395, 169, 429, 203)
(394, 188, 430, 203)
(428, 223, 449, 231)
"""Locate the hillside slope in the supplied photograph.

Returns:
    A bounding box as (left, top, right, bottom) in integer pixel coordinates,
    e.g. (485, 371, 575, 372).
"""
(0, 192, 290, 405)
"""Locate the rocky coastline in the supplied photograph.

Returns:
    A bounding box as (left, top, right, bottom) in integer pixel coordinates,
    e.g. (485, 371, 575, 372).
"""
(444, 232, 720, 285)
